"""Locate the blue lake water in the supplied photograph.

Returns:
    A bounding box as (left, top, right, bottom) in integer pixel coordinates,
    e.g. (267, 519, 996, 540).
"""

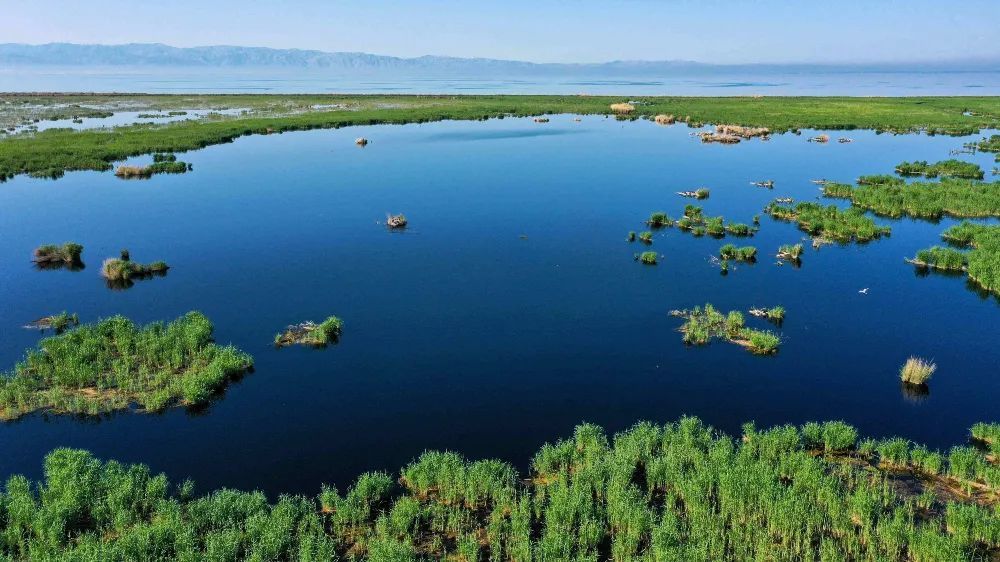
(1, 116, 999, 496)
(3, 65, 999, 95)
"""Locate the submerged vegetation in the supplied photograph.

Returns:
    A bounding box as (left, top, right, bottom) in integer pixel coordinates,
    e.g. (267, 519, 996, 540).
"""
(275, 316, 344, 348)
(0, 312, 252, 420)
(671, 304, 781, 355)
(894, 159, 984, 179)
(765, 201, 891, 242)
(2, 416, 997, 560)
(1, 94, 998, 181)
(32, 242, 83, 268)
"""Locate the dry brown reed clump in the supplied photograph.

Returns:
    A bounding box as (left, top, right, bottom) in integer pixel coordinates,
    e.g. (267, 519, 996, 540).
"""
(355, 137, 368, 146)
(610, 103, 635, 114)
(716, 124, 771, 138)
(533, 117, 550, 123)
(386, 213, 408, 228)
(900, 357, 936, 385)
(809, 134, 831, 143)
(654, 114, 676, 125)
(114, 165, 152, 179)
(699, 132, 742, 144)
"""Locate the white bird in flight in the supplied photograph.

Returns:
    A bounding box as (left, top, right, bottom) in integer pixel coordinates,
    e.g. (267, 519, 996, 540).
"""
(858, 288, 869, 295)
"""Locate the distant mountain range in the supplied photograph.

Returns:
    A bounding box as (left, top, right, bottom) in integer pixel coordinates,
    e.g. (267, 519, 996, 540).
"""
(1, 43, 996, 74)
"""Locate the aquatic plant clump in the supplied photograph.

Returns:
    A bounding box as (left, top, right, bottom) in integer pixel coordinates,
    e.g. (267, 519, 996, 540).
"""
(275, 316, 344, 347)
(22, 312, 79, 334)
(32, 242, 83, 266)
(671, 304, 781, 355)
(900, 357, 936, 386)
(777, 243, 804, 261)
(895, 159, 984, 179)
(765, 201, 890, 242)
(0, 312, 253, 420)
(6, 416, 996, 560)
(719, 244, 757, 262)
(909, 246, 967, 271)
(101, 258, 169, 282)
(638, 251, 658, 265)
(823, 177, 1000, 219)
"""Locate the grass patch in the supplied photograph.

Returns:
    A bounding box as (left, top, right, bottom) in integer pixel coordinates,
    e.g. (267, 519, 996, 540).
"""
(765, 201, 890, 242)
(32, 242, 83, 268)
(671, 304, 781, 355)
(637, 231, 653, 244)
(638, 251, 658, 265)
(894, 159, 984, 179)
(1, 94, 998, 181)
(22, 312, 79, 334)
(908, 246, 968, 271)
(900, 357, 937, 386)
(719, 244, 757, 262)
(0, 311, 252, 420)
(5, 416, 996, 560)
(918, 221, 1000, 295)
(101, 257, 169, 288)
(777, 243, 804, 262)
(823, 177, 1000, 219)
(275, 316, 344, 348)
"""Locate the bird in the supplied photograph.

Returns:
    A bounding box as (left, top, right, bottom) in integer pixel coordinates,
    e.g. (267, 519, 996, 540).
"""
(858, 288, 869, 295)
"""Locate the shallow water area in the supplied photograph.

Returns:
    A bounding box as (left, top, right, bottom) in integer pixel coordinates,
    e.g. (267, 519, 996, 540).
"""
(1, 115, 999, 496)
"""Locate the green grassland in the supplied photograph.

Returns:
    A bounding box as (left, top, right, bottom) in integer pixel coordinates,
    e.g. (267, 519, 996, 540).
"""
(1, 94, 998, 180)
(1, 418, 997, 560)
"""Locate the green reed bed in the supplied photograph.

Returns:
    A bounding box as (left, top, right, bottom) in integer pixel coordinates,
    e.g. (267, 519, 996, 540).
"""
(2, 416, 996, 560)
(0, 312, 252, 420)
(894, 159, 984, 180)
(971, 423, 1000, 456)
(637, 231, 653, 244)
(274, 316, 344, 348)
(101, 257, 169, 287)
(32, 242, 83, 267)
(671, 304, 780, 354)
(2, 94, 996, 181)
(908, 246, 968, 271)
(823, 176, 1000, 219)
(967, 134, 1000, 161)
(719, 244, 757, 262)
(777, 243, 804, 262)
(670, 205, 756, 239)
(638, 251, 658, 265)
(766, 201, 890, 242)
(921, 221, 1000, 295)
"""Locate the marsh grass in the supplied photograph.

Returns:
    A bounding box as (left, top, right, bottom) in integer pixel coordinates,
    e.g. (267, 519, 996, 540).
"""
(824, 176, 1000, 220)
(1, 416, 998, 561)
(920, 221, 1000, 295)
(910, 246, 967, 271)
(0, 311, 252, 420)
(766, 201, 890, 242)
(673, 304, 781, 354)
(101, 257, 169, 289)
(900, 357, 936, 385)
(32, 242, 83, 268)
(23, 312, 79, 334)
(275, 316, 344, 348)
(638, 231, 653, 244)
(639, 251, 657, 265)
(777, 243, 804, 262)
(895, 159, 984, 180)
(719, 244, 757, 262)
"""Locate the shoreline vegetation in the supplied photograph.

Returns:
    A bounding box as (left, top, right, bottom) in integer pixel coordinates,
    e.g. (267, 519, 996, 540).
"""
(0, 312, 252, 420)
(1, 94, 999, 181)
(2, 417, 997, 560)
(911, 221, 1000, 295)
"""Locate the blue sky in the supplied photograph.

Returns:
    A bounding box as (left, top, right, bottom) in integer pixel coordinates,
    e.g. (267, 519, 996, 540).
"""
(4, 0, 998, 64)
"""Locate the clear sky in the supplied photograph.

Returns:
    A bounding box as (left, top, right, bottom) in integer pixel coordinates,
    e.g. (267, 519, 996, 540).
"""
(3, 0, 998, 64)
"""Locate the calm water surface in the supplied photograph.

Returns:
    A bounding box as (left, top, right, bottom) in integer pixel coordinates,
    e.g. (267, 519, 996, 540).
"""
(1, 116, 998, 496)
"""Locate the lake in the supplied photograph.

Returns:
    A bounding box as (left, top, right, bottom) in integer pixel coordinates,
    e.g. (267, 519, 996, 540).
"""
(3, 65, 1000, 95)
(1, 115, 998, 497)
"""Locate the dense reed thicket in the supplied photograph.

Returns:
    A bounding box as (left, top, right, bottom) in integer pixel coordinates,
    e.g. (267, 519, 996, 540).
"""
(1, 94, 997, 181)
(894, 159, 984, 179)
(823, 177, 1000, 219)
(0, 312, 252, 420)
(32, 242, 83, 266)
(765, 202, 890, 242)
(936, 221, 1000, 294)
(1, 417, 997, 560)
